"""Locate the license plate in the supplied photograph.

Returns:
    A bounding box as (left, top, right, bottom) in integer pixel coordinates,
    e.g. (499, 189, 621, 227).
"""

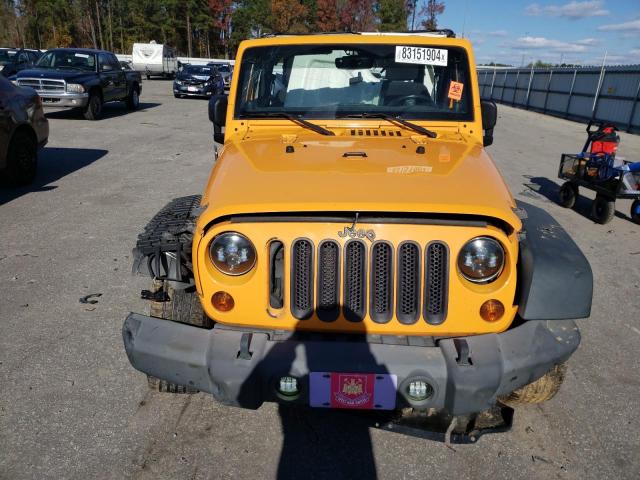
(309, 372, 397, 410)
(187, 86, 198, 92)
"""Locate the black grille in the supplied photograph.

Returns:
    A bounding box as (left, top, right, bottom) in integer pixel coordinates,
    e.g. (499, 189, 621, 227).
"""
(424, 242, 449, 324)
(317, 241, 340, 321)
(343, 241, 366, 322)
(396, 242, 421, 324)
(291, 240, 314, 319)
(370, 242, 393, 323)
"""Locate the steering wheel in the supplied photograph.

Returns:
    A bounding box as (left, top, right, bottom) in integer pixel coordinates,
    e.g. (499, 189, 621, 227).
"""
(387, 94, 436, 107)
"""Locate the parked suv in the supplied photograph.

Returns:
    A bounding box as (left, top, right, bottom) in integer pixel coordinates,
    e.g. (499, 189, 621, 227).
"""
(173, 64, 224, 98)
(123, 32, 592, 438)
(0, 48, 42, 77)
(13, 48, 141, 120)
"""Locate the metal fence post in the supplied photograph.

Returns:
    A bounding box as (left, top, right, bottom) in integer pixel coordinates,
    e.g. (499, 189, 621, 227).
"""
(483, 70, 489, 98)
(490, 68, 497, 99)
(525, 66, 535, 110)
(512, 70, 520, 106)
(500, 70, 508, 102)
(542, 70, 553, 113)
(565, 69, 577, 119)
(627, 77, 640, 133)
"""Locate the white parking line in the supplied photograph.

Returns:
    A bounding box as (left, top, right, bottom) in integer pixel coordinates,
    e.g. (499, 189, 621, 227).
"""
(625, 324, 640, 336)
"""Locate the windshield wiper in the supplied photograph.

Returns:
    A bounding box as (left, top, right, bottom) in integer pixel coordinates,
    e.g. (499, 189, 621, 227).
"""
(239, 112, 334, 136)
(336, 113, 437, 138)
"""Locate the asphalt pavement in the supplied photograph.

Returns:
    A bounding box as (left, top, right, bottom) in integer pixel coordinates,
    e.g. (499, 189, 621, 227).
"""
(1, 80, 639, 480)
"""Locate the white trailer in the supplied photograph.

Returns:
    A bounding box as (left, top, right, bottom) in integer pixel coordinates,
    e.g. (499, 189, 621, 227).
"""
(131, 42, 178, 79)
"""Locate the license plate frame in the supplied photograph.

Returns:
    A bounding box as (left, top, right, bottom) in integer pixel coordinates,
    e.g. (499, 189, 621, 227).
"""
(309, 372, 397, 410)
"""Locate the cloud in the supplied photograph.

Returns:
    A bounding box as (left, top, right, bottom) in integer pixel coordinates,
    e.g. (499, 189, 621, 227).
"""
(507, 36, 597, 53)
(525, 1, 609, 19)
(597, 19, 640, 32)
(488, 30, 508, 37)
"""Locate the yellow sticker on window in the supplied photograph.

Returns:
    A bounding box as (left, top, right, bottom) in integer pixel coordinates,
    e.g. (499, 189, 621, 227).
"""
(448, 81, 464, 101)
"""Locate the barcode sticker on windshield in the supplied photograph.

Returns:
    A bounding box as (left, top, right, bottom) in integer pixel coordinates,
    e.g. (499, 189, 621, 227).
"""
(395, 46, 448, 66)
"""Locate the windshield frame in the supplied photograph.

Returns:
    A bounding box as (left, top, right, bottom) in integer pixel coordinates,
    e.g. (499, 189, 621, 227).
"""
(233, 43, 474, 122)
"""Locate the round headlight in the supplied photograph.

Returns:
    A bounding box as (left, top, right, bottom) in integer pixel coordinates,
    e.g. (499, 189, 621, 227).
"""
(457, 237, 505, 283)
(209, 232, 256, 275)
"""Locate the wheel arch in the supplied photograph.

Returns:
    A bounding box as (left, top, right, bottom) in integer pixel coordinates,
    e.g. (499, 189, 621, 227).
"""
(88, 85, 103, 100)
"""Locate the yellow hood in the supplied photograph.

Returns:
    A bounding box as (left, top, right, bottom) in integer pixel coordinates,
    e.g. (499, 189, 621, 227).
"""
(199, 132, 521, 230)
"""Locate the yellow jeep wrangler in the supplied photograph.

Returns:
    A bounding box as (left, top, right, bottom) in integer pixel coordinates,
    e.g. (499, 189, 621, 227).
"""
(123, 32, 592, 439)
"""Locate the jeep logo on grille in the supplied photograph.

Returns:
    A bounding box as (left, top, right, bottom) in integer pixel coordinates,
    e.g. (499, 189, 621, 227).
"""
(338, 226, 376, 242)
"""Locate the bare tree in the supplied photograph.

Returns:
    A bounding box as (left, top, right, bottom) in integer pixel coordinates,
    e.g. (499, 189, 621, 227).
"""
(420, 0, 445, 30)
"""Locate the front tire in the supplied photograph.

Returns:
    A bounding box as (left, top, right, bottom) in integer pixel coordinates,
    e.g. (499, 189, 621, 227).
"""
(558, 182, 578, 208)
(83, 92, 103, 120)
(631, 200, 640, 224)
(591, 194, 615, 224)
(126, 87, 140, 110)
(499, 363, 567, 406)
(146, 279, 212, 394)
(3, 130, 37, 186)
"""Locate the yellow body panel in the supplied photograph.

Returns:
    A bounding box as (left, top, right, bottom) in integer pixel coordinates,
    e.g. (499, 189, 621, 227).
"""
(193, 34, 523, 336)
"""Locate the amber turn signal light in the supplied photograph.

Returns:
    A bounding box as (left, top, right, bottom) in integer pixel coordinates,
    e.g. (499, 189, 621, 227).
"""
(480, 299, 504, 322)
(212, 291, 234, 312)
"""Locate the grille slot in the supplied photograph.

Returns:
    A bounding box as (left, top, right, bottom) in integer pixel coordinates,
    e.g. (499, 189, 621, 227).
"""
(424, 242, 449, 324)
(317, 241, 340, 322)
(268, 241, 284, 309)
(343, 241, 366, 322)
(290, 239, 314, 320)
(396, 242, 421, 324)
(370, 242, 393, 323)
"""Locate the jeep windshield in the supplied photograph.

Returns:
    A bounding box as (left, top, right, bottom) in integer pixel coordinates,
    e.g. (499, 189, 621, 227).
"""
(36, 50, 97, 72)
(235, 44, 473, 121)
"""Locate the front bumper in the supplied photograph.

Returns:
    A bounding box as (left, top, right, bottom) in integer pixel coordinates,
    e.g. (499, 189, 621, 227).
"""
(38, 92, 89, 108)
(123, 314, 580, 415)
(173, 84, 212, 97)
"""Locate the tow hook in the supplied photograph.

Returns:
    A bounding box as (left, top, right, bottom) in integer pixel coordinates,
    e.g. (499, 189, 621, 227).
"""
(140, 289, 170, 302)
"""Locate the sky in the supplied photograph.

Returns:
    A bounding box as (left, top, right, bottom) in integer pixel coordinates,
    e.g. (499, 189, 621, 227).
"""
(429, 0, 640, 66)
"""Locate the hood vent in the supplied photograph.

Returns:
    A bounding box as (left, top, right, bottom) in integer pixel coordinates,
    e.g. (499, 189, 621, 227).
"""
(350, 129, 402, 137)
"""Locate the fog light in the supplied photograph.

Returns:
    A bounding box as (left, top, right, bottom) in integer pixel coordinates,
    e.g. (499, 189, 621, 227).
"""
(278, 376, 299, 396)
(212, 291, 234, 312)
(406, 380, 433, 401)
(480, 299, 505, 322)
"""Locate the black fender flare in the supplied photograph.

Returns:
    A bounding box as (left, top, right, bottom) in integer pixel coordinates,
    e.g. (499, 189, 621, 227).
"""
(516, 202, 593, 320)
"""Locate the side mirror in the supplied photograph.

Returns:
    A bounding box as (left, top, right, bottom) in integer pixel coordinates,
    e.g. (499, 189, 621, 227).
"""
(209, 95, 227, 144)
(481, 100, 497, 147)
